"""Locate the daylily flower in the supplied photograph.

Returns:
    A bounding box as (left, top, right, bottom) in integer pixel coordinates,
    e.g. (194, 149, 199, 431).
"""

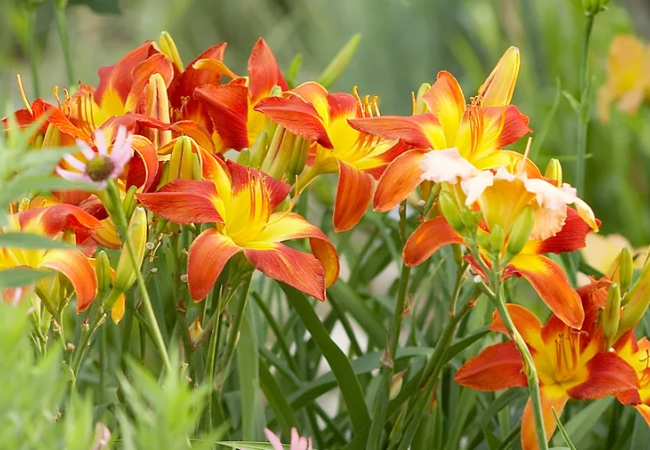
(455, 289, 638, 450)
(348, 46, 533, 212)
(0, 204, 101, 312)
(614, 331, 650, 426)
(255, 81, 407, 231)
(57, 126, 134, 189)
(137, 157, 339, 301)
(263, 428, 313, 450)
(66, 41, 174, 131)
(598, 35, 650, 122)
(404, 149, 599, 328)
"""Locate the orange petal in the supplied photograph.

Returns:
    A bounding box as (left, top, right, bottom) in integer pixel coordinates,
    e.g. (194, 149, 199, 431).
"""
(171, 120, 215, 153)
(333, 161, 374, 233)
(507, 254, 584, 329)
(349, 114, 447, 149)
(194, 84, 250, 151)
(31, 99, 92, 144)
(454, 341, 527, 390)
(328, 93, 358, 122)
(137, 179, 223, 225)
(190, 59, 238, 81)
(489, 303, 545, 352)
(170, 43, 228, 105)
(480, 105, 531, 151)
(422, 71, 465, 144)
(188, 229, 241, 301)
(478, 46, 520, 107)
(520, 391, 567, 450)
(373, 148, 427, 212)
(19, 204, 102, 237)
(124, 53, 174, 112)
(248, 38, 289, 104)
(254, 96, 333, 148)
(95, 41, 158, 107)
(128, 135, 159, 192)
(473, 149, 542, 177)
(39, 249, 98, 312)
(403, 216, 464, 267)
(252, 212, 340, 287)
(533, 207, 596, 255)
(244, 244, 327, 301)
(291, 81, 331, 121)
(567, 352, 639, 399)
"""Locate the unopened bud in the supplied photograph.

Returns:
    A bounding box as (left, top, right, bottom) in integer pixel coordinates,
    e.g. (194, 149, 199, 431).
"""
(603, 284, 621, 349)
(159, 31, 184, 71)
(582, 0, 609, 15)
(111, 208, 147, 303)
(618, 247, 634, 294)
(191, 153, 202, 181)
(145, 73, 172, 147)
(619, 259, 650, 337)
(189, 317, 203, 344)
(460, 209, 482, 229)
(439, 191, 463, 232)
(414, 83, 432, 115)
(249, 131, 269, 168)
(544, 158, 562, 186)
(389, 369, 407, 401)
(506, 206, 536, 257)
(287, 137, 309, 185)
(237, 148, 251, 166)
(452, 244, 463, 266)
(489, 225, 506, 256)
(122, 185, 138, 222)
(318, 33, 361, 88)
(95, 250, 112, 293)
(168, 136, 195, 181)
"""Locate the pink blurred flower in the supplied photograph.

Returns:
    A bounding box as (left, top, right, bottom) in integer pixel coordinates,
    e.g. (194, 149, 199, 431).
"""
(263, 428, 313, 450)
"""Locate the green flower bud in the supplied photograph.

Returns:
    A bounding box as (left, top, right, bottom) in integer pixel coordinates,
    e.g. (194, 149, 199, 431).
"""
(95, 250, 112, 293)
(318, 34, 361, 88)
(489, 225, 506, 256)
(506, 206, 536, 258)
(582, 0, 609, 15)
(389, 369, 407, 401)
(109, 208, 148, 307)
(122, 185, 138, 222)
(619, 260, 650, 338)
(414, 83, 432, 115)
(544, 158, 562, 186)
(249, 131, 269, 168)
(618, 247, 634, 295)
(439, 191, 464, 232)
(603, 284, 621, 349)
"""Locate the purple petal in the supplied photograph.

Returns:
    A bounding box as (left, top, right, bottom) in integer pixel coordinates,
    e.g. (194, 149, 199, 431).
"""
(56, 167, 89, 182)
(76, 140, 96, 160)
(114, 125, 127, 148)
(263, 428, 284, 450)
(94, 129, 108, 156)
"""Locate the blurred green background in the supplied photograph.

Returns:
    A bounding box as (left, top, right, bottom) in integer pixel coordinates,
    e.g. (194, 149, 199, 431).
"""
(2, 0, 650, 244)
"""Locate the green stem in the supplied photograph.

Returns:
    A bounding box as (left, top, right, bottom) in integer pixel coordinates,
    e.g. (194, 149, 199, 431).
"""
(54, 0, 74, 87)
(25, 6, 40, 98)
(70, 307, 106, 385)
(575, 12, 595, 196)
(107, 181, 172, 374)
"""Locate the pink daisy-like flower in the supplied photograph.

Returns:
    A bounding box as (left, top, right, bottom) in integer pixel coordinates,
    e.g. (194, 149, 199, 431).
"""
(56, 126, 134, 189)
(262, 428, 313, 450)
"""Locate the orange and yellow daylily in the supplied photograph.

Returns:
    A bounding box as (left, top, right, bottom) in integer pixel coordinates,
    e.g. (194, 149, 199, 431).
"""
(614, 330, 650, 426)
(1, 205, 100, 312)
(255, 81, 408, 231)
(598, 34, 650, 122)
(456, 287, 638, 450)
(137, 157, 339, 301)
(348, 46, 533, 212)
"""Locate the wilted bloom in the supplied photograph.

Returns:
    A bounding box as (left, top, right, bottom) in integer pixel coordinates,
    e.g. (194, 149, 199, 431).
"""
(0, 205, 100, 312)
(57, 126, 134, 189)
(256, 82, 407, 231)
(456, 289, 638, 450)
(137, 157, 339, 301)
(598, 35, 650, 122)
(349, 47, 533, 212)
(404, 149, 599, 328)
(263, 428, 313, 450)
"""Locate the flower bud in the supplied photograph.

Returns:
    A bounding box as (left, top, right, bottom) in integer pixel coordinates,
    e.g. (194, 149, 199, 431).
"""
(192, 153, 202, 181)
(439, 191, 464, 232)
(544, 158, 562, 186)
(318, 33, 361, 88)
(287, 137, 310, 185)
(603, 284, 621, 349)
(506, 205, 536, 257)
(145, 73, 172, 148)
(389, 369, 407, 401)
(159, 31, 184, 71)
(582, 0, 609, 15)
(249, 131, 269, 168)
(618, 260, 650, 337)
(111, 294, 126, 325)
(111, 207, 147, 301)
(95, 250, 112, 293)
(122, 185, 138, 222)
(489, 225, 506, 256)
(237, 148, 251, 166)
(168, 136, 194, 181)
(189, 317, 203, 345)
(460, 209, 483, 230)
(617, 247, 634, 295)
(414, 83, 432, 115)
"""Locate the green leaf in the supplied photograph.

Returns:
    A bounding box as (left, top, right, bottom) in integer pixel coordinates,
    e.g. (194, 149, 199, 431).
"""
(68, 0, 121, 13)
(237, 301, 265, 440)
(259, 359, 298, 436)
(216, 442, 320, 450)
(550, 397, 613, 447)
(0, 267, 53, 289)
(0, 176, 93, 206)
(552, 407, 577, 450)
(280, 283, 371, 433)
(0, 233, 71, 249)
(318, 34, 361, 88)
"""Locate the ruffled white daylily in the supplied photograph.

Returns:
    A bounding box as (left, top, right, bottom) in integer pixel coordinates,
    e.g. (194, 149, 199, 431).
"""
(419, 147, 598, 240)
(56, 126, 134, 189)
